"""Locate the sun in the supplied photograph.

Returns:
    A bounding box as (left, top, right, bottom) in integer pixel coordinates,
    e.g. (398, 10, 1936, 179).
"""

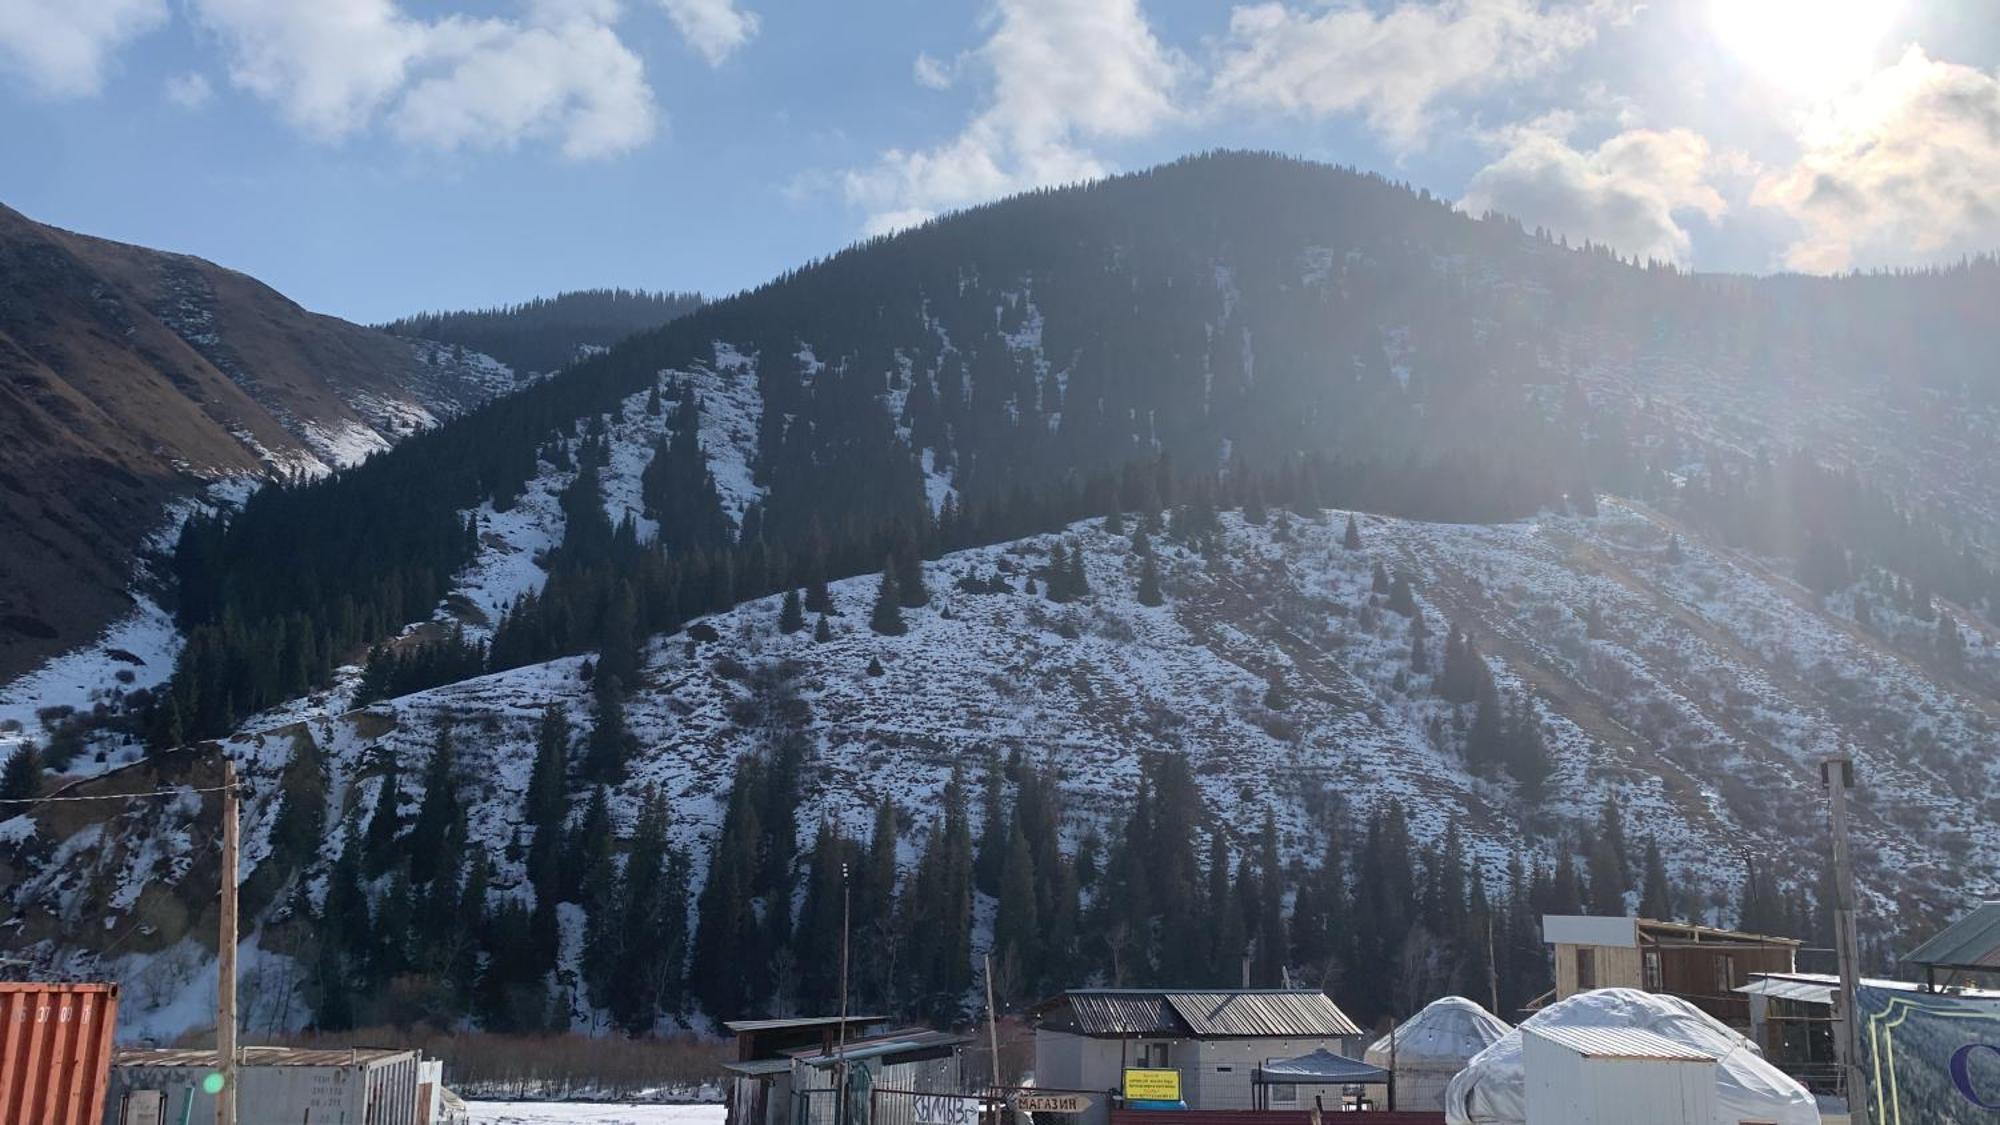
(1708, 0, 1904, 95)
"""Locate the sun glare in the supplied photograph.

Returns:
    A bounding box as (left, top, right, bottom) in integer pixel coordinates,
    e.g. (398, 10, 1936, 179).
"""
(1709, 0, 1903, 95)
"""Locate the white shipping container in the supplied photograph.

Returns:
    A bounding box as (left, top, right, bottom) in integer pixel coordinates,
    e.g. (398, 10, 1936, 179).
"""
(105, 1047, 422, 1125)
(1522, 1026, 1716, 1125)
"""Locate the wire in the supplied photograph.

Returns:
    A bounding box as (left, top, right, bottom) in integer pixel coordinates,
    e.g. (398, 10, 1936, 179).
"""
(0, 783, 238, 807)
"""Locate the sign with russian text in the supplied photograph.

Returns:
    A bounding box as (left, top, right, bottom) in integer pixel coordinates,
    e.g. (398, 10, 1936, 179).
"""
(1122, 1068, 1181, 1102)
(1858, 984, 2000, 1123)
(1014, 1092, 1095, 1114)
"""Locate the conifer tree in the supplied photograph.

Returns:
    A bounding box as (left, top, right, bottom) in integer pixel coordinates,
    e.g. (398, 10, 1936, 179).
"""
(974, 750, 1008, 896)
(268, 735, 328, 873)
(362, 764, 403, 879)
(1045, 543, 1072, 603)
(322, 820, 373, 970)
(795, 820, 856, 1012)
(1206, 828, 1245, 984)
(813, 613, 832, 642)
(779, 589, 806, 634)
(408, 723, 462, 887)
(524, 704, 571, 903)
(1639, 839, 1673, 919)
(691, 774, 764, 1017)
(583, 675, 635, 784)
(892, 524, 930, 608)
(1067, 541, 1089, 598)
(598, 580, 640, 689)
(1250, 811, 1288, 986)
(870, 561, 907, 636)
(993, 821, 1040, 1000)
(1409, 626, 1429, 674)
(1386, 571, 1417, 616)
(1343, 514, 1363, 550)
(857, 798, 901, 1008)
(1105, 508, 1126, 535)
(1372, 560, 1391, 595)
(1136, 551, 1164, 607)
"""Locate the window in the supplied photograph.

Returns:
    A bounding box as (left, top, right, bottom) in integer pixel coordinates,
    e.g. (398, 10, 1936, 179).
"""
(1269, 1082, 1297, 1105)
(1576, 947, 1597, 991)
(1643, 949, 1663, 991)
(1714, 954, 1736, 994)
(1140, 1042, 1171, 1068)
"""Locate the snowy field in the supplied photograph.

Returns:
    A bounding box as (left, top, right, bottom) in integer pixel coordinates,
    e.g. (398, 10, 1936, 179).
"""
(469, 1103, 724, 1125)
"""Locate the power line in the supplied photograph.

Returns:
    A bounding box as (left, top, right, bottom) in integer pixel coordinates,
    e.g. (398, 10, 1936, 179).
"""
(0, 783, 238, 806)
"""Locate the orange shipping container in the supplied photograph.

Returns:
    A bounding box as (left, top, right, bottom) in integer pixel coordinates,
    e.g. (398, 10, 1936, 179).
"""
(0, 982, 119, 1125)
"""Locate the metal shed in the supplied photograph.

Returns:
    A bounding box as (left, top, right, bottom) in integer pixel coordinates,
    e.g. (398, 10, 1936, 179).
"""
(1905, 900, 2000, 987)
(1521, 1027, 1716, 1125)
(104, 1046, 422, 1125)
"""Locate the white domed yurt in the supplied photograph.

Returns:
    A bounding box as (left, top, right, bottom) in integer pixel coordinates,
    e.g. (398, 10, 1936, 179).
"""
(1443, 988, 1817, 1125)
(1363, 996, 1511, 1111)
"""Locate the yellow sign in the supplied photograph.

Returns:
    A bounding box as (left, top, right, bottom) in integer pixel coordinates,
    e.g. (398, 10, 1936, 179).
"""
(1122, 1068, 1181, 1101)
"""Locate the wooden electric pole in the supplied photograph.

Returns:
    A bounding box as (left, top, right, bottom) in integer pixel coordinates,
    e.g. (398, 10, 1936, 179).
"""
(217, 757, 240, 1125)
(984, 954, 1002, 1090)
(836, 862, 851, 1125)
(1822, 753, 1870, 1125)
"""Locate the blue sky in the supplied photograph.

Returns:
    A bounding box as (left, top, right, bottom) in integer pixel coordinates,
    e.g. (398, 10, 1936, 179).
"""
(3, 0, 1997, 324)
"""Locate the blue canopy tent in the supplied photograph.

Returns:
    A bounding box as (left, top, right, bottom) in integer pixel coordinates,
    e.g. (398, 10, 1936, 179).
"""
(1252, 1048, 1394, 1112)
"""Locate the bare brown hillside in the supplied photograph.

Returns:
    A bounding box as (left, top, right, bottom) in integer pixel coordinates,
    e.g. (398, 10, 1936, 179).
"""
(0, 204, 517, 678)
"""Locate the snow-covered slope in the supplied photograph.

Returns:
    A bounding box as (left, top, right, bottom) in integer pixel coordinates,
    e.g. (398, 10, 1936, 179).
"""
(7, 500, 1994, 1036)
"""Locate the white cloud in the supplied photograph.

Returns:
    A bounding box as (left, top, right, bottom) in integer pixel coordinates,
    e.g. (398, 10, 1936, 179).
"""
(1460, 122, 1728, 265)
(1210, 0, 1609, 149)
(192, 0, 657, 159)
(844, 0, 1187, 234)
(1753, 47, 2000, 272)
(913, 51, 955, 91)
(655, 0, 759, 66)
(0, 0, 166, 97)
(164, 71, 214, 109)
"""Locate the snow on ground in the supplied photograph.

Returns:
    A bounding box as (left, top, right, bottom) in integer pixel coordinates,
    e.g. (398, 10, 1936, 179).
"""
(469, 1103, 723, 1125)
(451, 476, 572, 637)
(12, 494, 1998, 1033)
(298, 417, 395, 469)
(0, 594, 177, 757)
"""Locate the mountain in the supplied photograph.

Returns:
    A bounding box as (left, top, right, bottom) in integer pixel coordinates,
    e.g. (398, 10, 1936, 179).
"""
(2, 152, 1997, 1039)
(381, 289, 703, 378)
(0, 203, 524, 679)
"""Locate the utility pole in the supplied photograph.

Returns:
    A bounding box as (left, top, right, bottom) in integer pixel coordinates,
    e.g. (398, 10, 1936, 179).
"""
(836, 862, 851, 1125)
(217, 757, 239, 1125)
(983, 954, 1002, 1091)
(1822, 753, 1870, 1125)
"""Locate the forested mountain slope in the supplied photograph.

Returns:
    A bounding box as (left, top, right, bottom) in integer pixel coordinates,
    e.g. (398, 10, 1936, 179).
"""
(0, 204, 521, 677)
(382, 289, 703, 377)
(3, 152, 1997, 1039)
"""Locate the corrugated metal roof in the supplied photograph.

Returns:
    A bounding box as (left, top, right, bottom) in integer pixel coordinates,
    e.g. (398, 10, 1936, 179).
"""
(1526, 1026, 1715, 1062)
(1167, 991, 1363, 1039)
(1905, 902, 2000, 970)
(1734, 976, 1837, 1005)
(792, 1028, 968, 1061)
(1060, 992, 1184, 1036)
(1039, 990, 1363, 1039)
(723, 1058, 796, 1077)
(724, 1015, 886, 1033)
(116, 1047, 415, 1069)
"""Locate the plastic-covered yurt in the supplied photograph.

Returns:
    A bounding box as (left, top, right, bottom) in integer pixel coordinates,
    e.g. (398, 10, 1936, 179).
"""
(1363, 996, 1512, 1110)
(1442, 988, 1817, 1125)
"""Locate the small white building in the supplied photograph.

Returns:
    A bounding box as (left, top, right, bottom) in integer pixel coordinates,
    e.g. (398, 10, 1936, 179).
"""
(1521, 1026, 1716, 1125)
(1030, 989, 1366, 1125)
